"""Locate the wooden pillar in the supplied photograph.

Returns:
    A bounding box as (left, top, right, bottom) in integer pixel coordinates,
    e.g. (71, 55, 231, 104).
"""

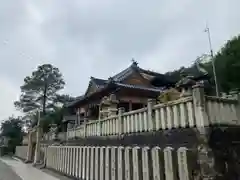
(129, 101, 132, 111)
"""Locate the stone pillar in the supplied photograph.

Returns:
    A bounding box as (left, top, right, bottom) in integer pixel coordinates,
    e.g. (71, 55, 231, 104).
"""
(177, 147, 190, 180)
(95, 147, 100, 180)
(78, 147, 83, 179)
(151, 146, 164, 180)
(124, 146, 132, 180)
(163, 147, 177, 180)
(118, 108, 124, 135)
(75, 147, 79, 177)
(142, 146, 152, 180)
(118, 146, 125, 180)
(192, 84, 209, 127)
(72, 147, 76, 177)
(86, 146, 90, 180)
(56, 147, 60, 171)
(82, 147, 86, 179)
(84, 117, 87, 137)
(59, 147, 62, 172)
(193, 84, 216, 179)
(99, 146, 106, 180)
(66, 147, 70, 175)
(147, 99, 155, 131)
(132, 146, 141, 180)
(63, 147, 67, 174)
(26, 131, 33, 162)
(111, 147, 117, 180)
(105, 147, 111, 180)
(90, 146, 95, 180)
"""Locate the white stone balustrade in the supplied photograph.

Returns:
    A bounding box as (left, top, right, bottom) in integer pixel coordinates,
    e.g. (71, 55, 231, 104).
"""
(44, 145, 194, 180)
(65, 86, 240, 139)
(206, 96, 239, 125)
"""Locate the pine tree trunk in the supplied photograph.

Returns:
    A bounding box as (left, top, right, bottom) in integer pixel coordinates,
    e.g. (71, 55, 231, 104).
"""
(42, 82, 47, 116)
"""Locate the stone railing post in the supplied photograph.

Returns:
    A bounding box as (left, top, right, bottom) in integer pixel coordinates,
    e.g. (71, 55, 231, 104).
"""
(192, 84, 209, 127)
(192, 84, 216, 179)
(84, 117, 87, 137)
(118, 107, 125, 135)
(98, 118, 102, 136)
(147, 99, 155, 131)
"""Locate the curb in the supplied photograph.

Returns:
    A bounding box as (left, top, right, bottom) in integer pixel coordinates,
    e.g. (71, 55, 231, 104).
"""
(12, 156, 22, 162)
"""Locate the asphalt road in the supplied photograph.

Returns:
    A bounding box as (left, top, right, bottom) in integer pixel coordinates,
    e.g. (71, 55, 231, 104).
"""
(0, 158, 22, 180)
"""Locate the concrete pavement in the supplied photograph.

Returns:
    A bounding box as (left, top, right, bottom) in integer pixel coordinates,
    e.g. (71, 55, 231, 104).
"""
(0, 158, 22, 180)
(0, 157, 60, 180)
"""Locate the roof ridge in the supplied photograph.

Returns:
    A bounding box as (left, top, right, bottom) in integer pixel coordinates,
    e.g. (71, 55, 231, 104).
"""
(91, 76, 107, 81)
(138, 67, 163, 76)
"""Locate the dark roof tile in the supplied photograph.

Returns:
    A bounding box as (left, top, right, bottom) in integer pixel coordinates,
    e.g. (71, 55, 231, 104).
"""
(115, 82, 164, 92)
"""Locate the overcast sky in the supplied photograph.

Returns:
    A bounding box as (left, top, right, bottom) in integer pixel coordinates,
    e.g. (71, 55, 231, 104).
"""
(0, 0, 240, 121)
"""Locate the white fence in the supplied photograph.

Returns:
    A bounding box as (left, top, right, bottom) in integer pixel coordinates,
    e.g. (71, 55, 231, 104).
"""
(46, 145, 195, 180)
(67, 86, 240, 139)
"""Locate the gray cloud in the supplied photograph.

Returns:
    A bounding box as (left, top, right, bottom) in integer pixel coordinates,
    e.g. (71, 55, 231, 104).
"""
(0, 0, 240, 120)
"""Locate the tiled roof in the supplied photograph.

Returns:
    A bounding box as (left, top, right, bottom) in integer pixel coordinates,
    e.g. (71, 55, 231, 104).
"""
(67, 62, 167, 108)
(65, 95, 84, 107)
(138, 67, 164, 77)
(91, 77, 107, 88)
(112, 66, 135, 82)
(115, 83, 164, 92)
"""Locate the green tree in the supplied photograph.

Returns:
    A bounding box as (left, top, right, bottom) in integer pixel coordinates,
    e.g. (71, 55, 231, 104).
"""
(0, 116, 24, 153)
(14, 64, 65, 116)
(165, 35, 240, 94)
(213, 35, 240, 92)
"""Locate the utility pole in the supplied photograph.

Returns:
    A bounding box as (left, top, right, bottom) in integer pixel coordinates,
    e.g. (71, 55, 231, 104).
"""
(204, 24, 219, 97)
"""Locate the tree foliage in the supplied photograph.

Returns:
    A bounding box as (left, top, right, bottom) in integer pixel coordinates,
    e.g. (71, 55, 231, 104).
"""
(165, 35, 240, 94)
(213, 35, 240, 92)
(14, 64, 65, 116)
(0, 116, 24, 153)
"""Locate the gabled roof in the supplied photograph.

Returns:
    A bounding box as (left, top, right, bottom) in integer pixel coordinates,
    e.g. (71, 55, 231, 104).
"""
(112, 62, 138, 81)
(66, 81, 163, 108)
(91, 77, 107, 88)
(66, 61, 170, 108)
